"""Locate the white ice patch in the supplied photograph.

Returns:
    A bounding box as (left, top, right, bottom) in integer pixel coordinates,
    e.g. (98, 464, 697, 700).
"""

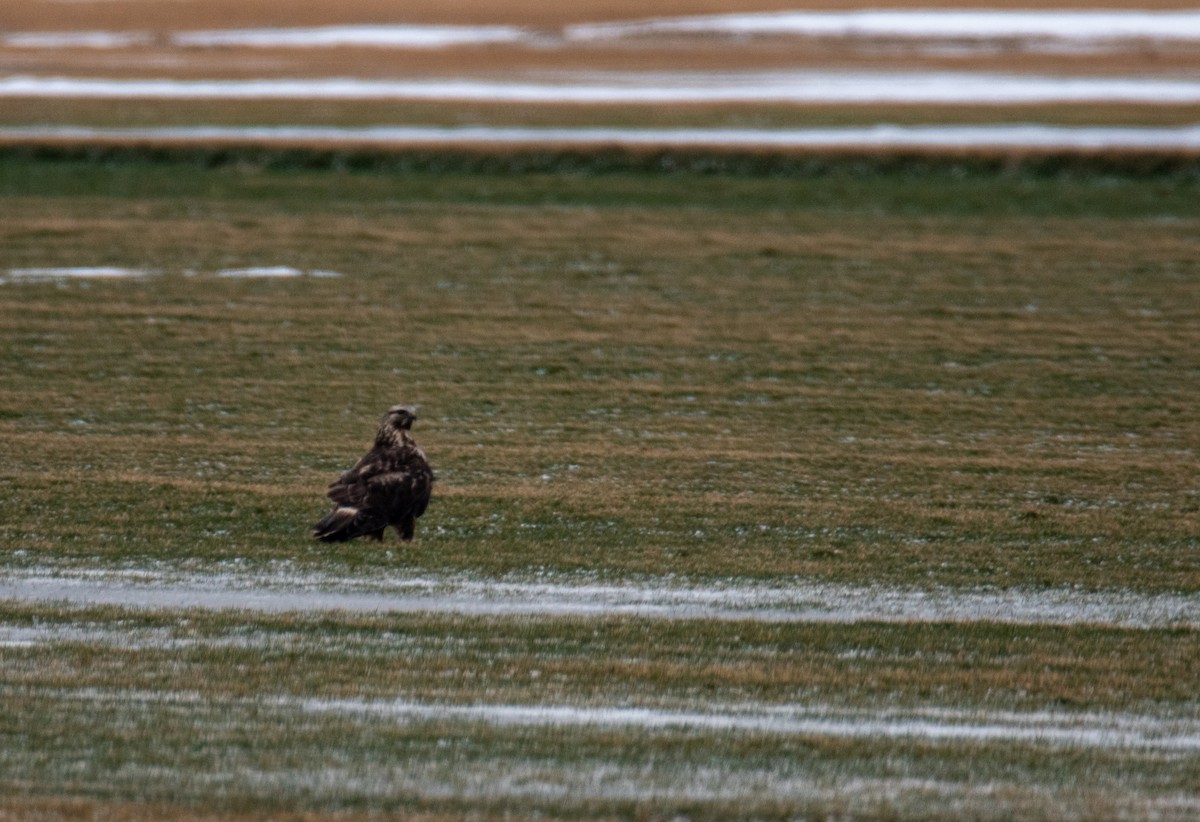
(297, 697, 1200, 752)
(9, 12, 1200, 53)
(172, 24, 530, 49)
(1, 567, 1196, 629)
(35, 687, 1200, 752)
(566, 11, 1200, 44)
(216, 267, 340, 278)
(4, 72, 1200, 105)
(1, 266, 339, 282)
(4, 266, 150, 281)
(2, 25, 530, 51)
(4, 124, 1200, 151)
(1, 31, 153, 49)
(216, 266, 303, 278)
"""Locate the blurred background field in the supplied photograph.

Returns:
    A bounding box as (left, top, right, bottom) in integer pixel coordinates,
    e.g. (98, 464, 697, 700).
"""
(2, 0, 1200, 136)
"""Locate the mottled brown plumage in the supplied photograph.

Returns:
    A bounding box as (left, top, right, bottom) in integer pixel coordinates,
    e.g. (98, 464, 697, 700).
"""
(313, 405, 434, 543)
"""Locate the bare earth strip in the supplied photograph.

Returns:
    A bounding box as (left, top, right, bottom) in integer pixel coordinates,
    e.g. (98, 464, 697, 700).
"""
(2, 568, 1196, 627)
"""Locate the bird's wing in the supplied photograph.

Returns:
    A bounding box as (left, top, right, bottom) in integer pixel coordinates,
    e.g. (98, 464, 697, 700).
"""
(325, 446, 389, 505)
(363, 450, 434, 513)
(326, 444, 433, 522)
(365, 463, 429, 500)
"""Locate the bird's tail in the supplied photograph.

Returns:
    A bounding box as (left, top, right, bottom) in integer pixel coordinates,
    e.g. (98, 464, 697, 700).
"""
(312, 506, 380, 542)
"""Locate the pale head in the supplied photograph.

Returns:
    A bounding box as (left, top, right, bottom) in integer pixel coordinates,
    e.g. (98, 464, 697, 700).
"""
(383, 404, 418, 431)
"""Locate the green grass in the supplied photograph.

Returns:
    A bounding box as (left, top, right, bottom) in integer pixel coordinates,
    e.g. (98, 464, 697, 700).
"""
(1, 153, 1198, 589)
(4, 146, 1200, 217)
(4, 96, 1200, 132)
(1, 152, 1198, 819)
(2, 604, 1195, 709)
(3, 696, 1194, 819)
(1, 605, 1196, 817)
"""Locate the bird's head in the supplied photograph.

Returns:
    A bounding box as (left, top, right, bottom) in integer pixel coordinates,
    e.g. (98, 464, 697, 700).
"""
(383, 404, 418, 431)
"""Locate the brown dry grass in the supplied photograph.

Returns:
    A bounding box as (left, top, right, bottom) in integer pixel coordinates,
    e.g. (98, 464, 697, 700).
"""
(6, 36, 1200, 81)
(3, 0, 1197, 30)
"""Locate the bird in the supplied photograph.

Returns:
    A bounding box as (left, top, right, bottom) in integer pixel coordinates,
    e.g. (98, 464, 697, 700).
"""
(312, 405, 434, 543)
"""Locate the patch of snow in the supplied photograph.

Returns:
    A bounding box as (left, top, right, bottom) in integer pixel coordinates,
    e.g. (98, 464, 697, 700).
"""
(566, 11, 1200, 43)
(298, 697, 1200, 751)
(34, 686, 1200, 752)
(2, 31, 152, 49)
(5, 266, 151, 280)
(2, 265, 341, 282)
(215, 266, 304, 278)
(0, 567, 1196, 629)
(4, 73, 1200, 105)
(215, 266, 340, 278)
(3, 124, 1200, 151)
(172, 24, 529, 49)
(10, 12, 1200, 54)
(118, 761, 1200, 810)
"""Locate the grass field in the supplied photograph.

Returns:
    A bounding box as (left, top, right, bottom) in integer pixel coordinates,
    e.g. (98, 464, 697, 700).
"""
(3, 151, 1198, 588)
(1, 149, 1198, 819)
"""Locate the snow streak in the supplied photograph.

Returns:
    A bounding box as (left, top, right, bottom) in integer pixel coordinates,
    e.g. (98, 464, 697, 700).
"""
(4, 73, 1200, 104)
(4, 123, 1199, 150)
(2, 568, 1196, 628)
(567, 10, 1200, 43)
(26, 687, 1200, 752)
(302, 697, 1200, 752)
(9, 12, 1200, 51)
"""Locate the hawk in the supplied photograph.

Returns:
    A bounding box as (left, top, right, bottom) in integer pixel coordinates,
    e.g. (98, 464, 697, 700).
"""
(313, 405, 434, 543)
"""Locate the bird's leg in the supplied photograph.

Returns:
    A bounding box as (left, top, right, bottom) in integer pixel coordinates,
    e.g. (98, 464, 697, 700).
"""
(398, 515, 416, 541)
